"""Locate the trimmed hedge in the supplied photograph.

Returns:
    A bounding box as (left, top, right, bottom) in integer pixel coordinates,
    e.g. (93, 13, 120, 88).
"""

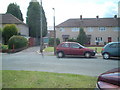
(8, 35, 28, 49)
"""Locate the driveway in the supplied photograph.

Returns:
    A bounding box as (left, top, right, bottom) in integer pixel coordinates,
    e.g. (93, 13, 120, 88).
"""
(2, 46, 119, 77)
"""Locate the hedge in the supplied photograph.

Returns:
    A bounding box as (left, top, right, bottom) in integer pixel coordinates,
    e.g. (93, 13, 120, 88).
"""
(8, 35, 28, 49)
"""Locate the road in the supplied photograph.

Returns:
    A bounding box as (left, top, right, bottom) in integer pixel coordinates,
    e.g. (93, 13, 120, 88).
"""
(1, 46, 119, 77)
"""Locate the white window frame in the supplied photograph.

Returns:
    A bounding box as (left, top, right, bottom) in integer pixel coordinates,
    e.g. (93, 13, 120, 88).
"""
(71, 28, 79, 32)
(113, 27, 120, 31)
(60, 28, 64, 32)
(99, 27, 106, 31)
(95, 37, 103, 42)
(87, 27, 93, 32)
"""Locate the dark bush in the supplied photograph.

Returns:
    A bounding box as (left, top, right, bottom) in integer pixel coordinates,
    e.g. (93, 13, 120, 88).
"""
(49, 38, 60, 46)
(8, 35, 28, 49)
(67, 38, 77, 42)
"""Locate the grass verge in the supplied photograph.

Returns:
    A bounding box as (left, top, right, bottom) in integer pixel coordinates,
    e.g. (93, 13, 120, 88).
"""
(2, 70, 97, 88)
(44, 47, 54, 52)
(44, 47, 102, 53)
(87, 47, 102, 53)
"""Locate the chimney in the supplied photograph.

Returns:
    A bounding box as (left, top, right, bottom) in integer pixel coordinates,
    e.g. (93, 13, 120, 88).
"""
(80, 15, 82, 20)
(114, 15, 117, 19)
(96, 15, 99, 19)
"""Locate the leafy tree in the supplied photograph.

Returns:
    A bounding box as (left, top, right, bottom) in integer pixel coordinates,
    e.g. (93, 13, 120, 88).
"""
(77, 28, 87, 45)
(26, 0, 47, 38)
(6, 3, 24, 21)
(2, 24, 18, 44)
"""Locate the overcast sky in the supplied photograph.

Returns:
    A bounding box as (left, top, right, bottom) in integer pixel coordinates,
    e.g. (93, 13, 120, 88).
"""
(0, 0, 119, 26)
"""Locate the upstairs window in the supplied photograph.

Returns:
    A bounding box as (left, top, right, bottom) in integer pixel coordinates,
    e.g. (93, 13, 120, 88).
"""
(99, 27, 106, 31)
(113, 27, 120, 31)
(60, 28, 64, 32)
(87, 27, 93, 32)
(71, 28, 79, 32)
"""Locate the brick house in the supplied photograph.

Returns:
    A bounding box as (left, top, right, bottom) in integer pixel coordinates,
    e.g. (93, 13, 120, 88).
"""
(56, 15, 120, 45)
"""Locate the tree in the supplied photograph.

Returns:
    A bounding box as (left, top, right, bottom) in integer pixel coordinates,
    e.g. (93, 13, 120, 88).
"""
(26, 0, 47, 39)
(6, 3, 24, 21)
(2, 24, 18, 44)
(77, 28, 87, 45)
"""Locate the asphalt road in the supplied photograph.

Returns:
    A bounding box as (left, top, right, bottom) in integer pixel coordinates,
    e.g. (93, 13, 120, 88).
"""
(1, 46, 119, 77)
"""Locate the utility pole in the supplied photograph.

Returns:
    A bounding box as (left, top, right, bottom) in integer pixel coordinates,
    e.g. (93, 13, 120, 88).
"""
(40, 0, 43, 54)
(53, 8, 56, 55)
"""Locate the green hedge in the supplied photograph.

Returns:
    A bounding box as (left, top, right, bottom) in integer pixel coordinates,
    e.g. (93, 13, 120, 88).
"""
(8, 35, 28, 49)
(49, 38, 60, 46)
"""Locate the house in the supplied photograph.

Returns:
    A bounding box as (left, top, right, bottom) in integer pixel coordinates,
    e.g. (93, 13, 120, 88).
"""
(0, 14, 29, 37)
(56, 15, 120, 45)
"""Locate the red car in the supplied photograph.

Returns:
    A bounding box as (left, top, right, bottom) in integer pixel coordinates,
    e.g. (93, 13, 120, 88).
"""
(97, 68, 120, 89)
(56, 42, 96, 58)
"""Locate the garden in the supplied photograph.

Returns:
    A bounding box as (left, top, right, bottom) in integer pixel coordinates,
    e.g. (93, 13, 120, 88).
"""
(0, 24, 28, 53)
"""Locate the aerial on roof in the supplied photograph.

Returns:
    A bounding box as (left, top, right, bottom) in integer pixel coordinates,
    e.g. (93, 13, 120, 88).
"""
(0, 14, 27, 25)
(56, 18, 120, 27)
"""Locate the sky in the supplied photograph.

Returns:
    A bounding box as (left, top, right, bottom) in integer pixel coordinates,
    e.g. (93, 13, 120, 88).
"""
(0, 0, 119, 27)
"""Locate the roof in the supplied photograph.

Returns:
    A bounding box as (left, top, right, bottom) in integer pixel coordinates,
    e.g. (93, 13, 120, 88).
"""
(0, 14, 27, 26)
(56, 18, 120, 28)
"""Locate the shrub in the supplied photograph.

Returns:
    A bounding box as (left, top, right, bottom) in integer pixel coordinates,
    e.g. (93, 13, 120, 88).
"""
(49, 38, 60, 46)
(8, 35, 28, 49)
(67, 38, 77, 42)
(2, 24, 18, 44)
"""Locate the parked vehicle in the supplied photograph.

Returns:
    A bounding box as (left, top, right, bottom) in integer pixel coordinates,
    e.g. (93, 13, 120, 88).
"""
(56, 42, 96, 58)
(101, 42, 120, 59)
(96, 67, 120, 89)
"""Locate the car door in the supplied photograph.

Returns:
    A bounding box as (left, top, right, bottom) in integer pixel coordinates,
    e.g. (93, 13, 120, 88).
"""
(109, 43, 119, 56)
(61, 43, 70, 55)
(69, 43, 83, 55)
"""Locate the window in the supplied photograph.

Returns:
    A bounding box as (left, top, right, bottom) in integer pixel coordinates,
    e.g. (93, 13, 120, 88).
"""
(96, 37, 102, 42)
(60, 28, 64, 32)
(113, 27, 120, 31)
(87, 27, 93, 32)
(70, 43, 80, 48)
(99, 27, 106, 31)
(71, 28, 79, 32)
(110, 43, 118, 48)
(62, 43, 69, 47)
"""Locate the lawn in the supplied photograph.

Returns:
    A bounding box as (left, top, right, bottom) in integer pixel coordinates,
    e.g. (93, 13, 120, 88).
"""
(2, 70, 97, 88)
(87, 47, 103, 53)
(44, 47, 54, 52)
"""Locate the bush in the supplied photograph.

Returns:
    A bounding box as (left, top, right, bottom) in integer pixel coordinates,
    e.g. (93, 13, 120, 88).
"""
(67, 38, 77, 42)
(49, 38, 60, 46)
(2, 24, 18, 44)
(8, 35, 28, 49)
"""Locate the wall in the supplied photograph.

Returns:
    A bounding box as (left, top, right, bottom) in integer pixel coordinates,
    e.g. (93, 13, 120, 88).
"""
(56, 26, 119, 45)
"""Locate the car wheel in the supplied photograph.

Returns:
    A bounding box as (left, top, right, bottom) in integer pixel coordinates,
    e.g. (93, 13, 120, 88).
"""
(84, 52, 91, 58)
(57, 52, 64, 58)
(103, 53, 110, 59)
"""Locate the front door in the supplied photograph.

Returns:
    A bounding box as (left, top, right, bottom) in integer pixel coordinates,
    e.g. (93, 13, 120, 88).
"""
(108, 37, 112, 42)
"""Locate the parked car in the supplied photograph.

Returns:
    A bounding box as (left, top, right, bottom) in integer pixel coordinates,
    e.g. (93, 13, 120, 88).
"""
(56, 42, 96, 58)
(101, 42, 120, 59)
(96, 67, 120, 89)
